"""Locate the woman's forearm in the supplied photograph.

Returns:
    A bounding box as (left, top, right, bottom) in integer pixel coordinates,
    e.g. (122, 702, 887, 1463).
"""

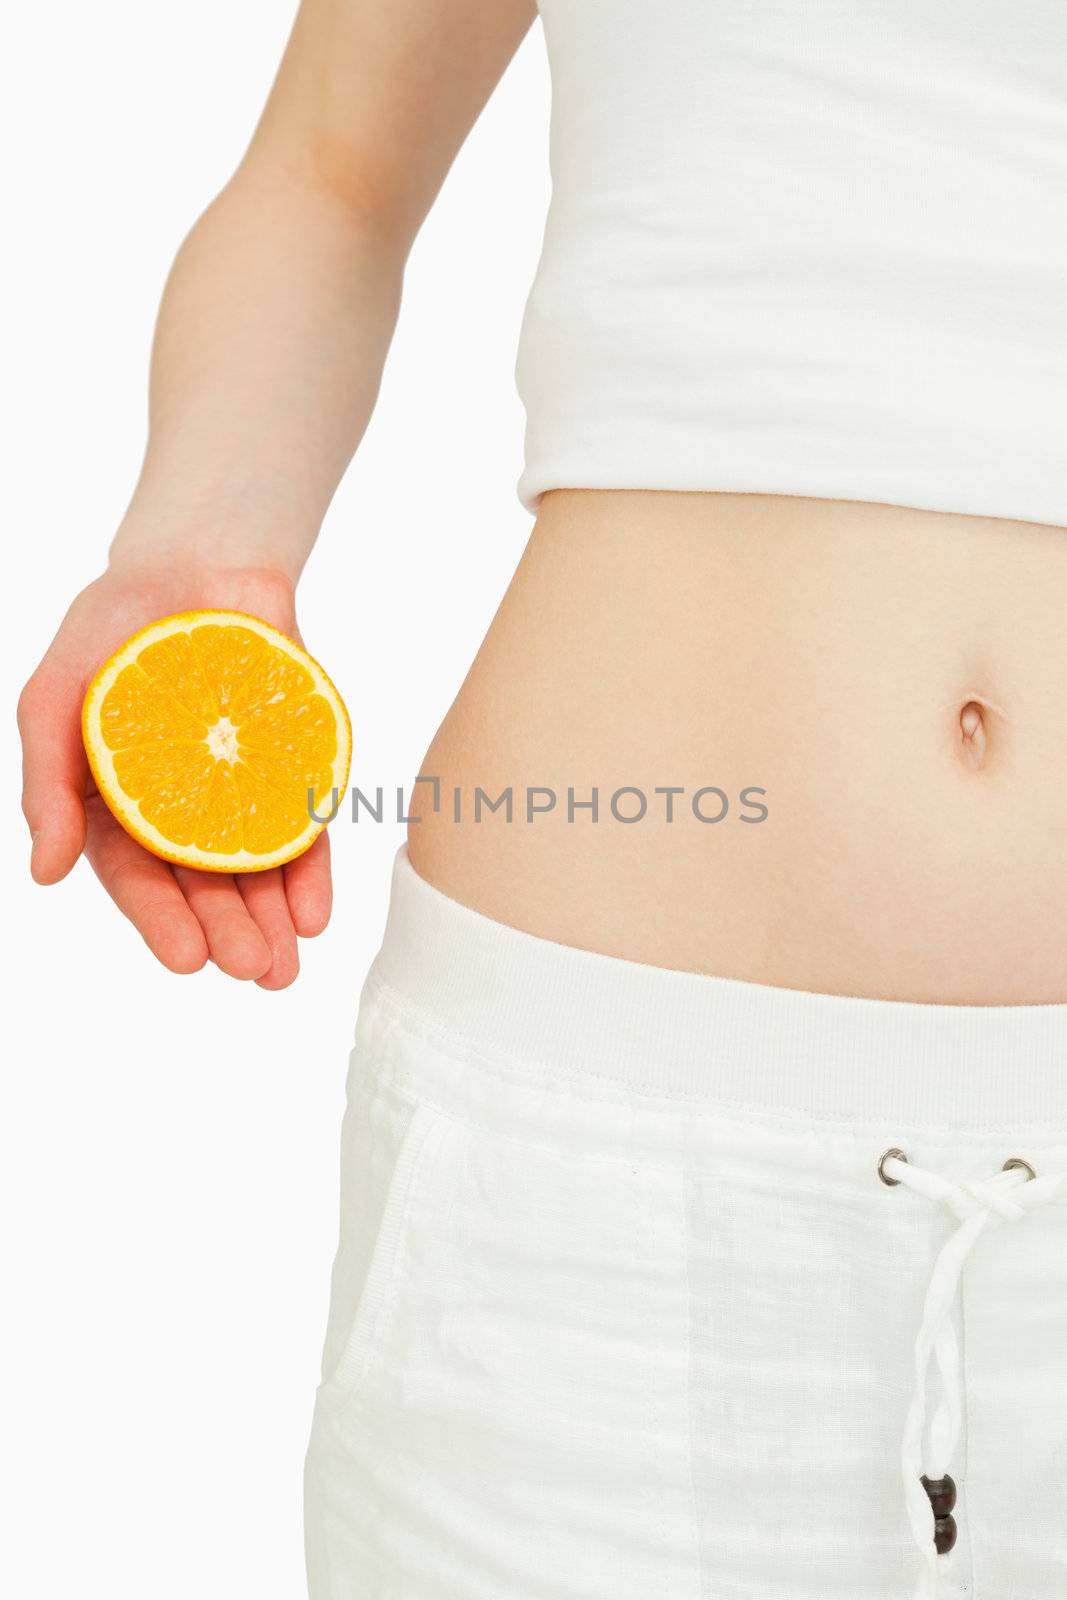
(109, 168, 406, 583)
(104, 0, 540, 587)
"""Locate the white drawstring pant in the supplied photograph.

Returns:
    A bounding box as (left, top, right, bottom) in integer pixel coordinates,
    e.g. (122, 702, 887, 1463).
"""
(305, 848, 1067, 1599)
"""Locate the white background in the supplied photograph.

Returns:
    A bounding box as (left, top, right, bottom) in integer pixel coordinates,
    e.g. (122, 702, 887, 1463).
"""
(2, 5, 549, 1595)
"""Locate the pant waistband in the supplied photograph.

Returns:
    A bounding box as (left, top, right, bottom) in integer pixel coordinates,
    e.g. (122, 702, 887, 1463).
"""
(369, 847, 1067, 1137)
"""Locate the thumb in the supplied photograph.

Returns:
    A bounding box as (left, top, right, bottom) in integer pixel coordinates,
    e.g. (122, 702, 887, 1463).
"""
(18, 671, 89, 884)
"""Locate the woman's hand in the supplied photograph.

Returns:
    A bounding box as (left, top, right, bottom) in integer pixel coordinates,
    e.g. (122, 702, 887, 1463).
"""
(16, 0, 542, 986)
(17, 559, 332, 989)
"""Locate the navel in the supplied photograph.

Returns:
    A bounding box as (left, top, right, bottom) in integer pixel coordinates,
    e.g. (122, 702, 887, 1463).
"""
(958, 699, 989, 770)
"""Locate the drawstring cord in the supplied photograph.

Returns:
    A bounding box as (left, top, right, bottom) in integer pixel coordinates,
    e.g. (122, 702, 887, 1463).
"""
(879, 1150, 1067, 1599)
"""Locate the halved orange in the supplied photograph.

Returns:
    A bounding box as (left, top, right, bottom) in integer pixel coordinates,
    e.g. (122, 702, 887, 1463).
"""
(82, 610, 351, 872)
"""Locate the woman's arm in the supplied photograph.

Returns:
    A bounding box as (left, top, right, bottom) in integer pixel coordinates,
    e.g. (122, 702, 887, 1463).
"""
(18, 0, 536, 986)
(119, 0, 537, 574)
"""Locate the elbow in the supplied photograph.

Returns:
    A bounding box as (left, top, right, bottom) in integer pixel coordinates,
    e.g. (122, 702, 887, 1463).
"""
(235, 131, 421, 263)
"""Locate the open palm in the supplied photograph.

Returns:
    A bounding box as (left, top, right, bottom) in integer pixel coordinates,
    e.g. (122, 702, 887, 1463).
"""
(18, 561, 332, 989)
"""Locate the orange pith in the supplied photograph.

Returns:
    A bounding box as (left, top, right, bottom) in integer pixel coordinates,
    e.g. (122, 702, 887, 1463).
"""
(82, 611, 352, 872)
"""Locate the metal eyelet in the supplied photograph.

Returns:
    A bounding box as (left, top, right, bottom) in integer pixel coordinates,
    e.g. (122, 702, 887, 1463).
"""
(878, 1147, 909, 1186)
(1002, 1156, 1037, 1181)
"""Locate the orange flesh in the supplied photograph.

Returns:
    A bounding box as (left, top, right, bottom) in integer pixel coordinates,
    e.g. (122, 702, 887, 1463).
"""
(97, 623, 340, 860)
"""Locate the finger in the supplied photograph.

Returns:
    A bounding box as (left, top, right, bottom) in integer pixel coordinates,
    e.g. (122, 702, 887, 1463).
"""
(18, 671, 89, 884)
(84, 797, 209, 974)
(283, 831, 333, 937)
(237, 868, 301, 991)
(173, 866, 273, 982)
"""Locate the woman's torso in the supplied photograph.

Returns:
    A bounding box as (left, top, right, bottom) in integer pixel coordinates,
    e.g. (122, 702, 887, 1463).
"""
(412, 3, 1067, 1004)
(409, 490, 1067, 1004)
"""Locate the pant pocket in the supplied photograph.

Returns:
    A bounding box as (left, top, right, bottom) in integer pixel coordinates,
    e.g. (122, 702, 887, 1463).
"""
(308, 1114, 703, 1600)
(314, 1054, 456, 1416)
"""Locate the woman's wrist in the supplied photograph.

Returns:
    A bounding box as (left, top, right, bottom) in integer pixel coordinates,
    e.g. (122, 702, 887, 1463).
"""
(100, 543, 299, 633)
(108, 521, 308, 594)
(107, 469, 322, 590)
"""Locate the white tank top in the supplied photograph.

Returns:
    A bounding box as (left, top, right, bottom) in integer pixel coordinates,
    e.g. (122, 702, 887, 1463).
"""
(515, 1, 1067, 525)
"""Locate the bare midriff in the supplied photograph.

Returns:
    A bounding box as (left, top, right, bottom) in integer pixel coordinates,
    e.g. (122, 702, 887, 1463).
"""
(407, 489, 1067, 1004)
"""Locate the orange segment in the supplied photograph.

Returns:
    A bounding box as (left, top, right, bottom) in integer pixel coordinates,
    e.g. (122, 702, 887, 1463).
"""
(136, 630, 220, 722)
(194, 761, 245, 856)
(112, 740, 214, 801)
(232, 759, 311, 855)
(225, 644, 314, 720)
(100, 663, 208, 749)
(140, 749, 218, 848)
(82, 611, 352, 873)
(189, 624, 271, 715)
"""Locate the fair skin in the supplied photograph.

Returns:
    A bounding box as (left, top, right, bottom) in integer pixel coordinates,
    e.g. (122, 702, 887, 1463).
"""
(17, 0, 537, 988)
(21, 0, 1067, 1005)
